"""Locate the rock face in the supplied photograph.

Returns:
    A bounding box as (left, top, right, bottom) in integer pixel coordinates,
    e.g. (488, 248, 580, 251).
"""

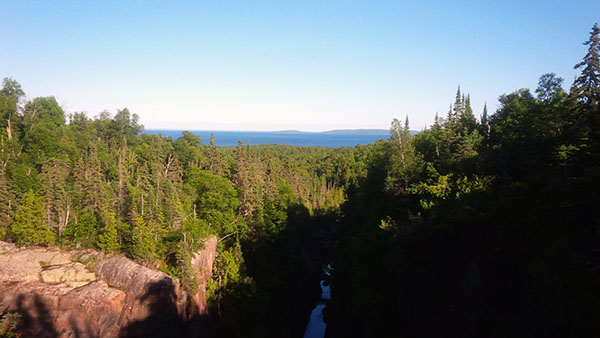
(0, 236, 217, 338)
(191, 236, 218, 314)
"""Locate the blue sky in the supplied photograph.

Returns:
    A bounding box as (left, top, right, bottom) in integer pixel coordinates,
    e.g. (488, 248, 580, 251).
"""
(1, 1, 598, 131)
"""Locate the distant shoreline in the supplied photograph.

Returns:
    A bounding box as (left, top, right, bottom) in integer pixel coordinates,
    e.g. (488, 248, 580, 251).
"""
(145, 128, 391, 135)
(142, 129, 393, 147)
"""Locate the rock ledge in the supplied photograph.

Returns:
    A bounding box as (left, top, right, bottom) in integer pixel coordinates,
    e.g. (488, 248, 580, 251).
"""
(0, 236, 217, 338)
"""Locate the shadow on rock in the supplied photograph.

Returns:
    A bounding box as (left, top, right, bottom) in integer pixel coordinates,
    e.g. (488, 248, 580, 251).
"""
(14, 294, 59, 338)
(118, 277, 181, 338)
(118, 277, 210, 338)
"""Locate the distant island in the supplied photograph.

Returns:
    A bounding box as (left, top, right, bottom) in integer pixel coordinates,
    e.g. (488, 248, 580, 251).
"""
(274, 130, 308, 134)
(273, 129, 390, 135)
(321, 129, 389, 135)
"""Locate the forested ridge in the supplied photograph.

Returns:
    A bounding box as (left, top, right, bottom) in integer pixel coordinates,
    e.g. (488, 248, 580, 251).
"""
(1, 23, 599, 338)
(327, 24, 600, 337)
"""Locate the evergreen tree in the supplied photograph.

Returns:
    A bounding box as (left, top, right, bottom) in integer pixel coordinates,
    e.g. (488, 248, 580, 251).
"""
(0, 170, 12, 240)
(572, 23, 600, 107)
(481, 103, 488, 124)
(176, 242, 199, 295)
(234, 140, 261, 219)
(481, 103, 490, 139)
(461, 94, 477, 132)
(98, 214, 120, 253)
(130, 214, 158, 261)
(208, 133, 223, 175)
(9, 190, 55, 246)
(454, 86, 463, 118)
(41, 159, 71, 244)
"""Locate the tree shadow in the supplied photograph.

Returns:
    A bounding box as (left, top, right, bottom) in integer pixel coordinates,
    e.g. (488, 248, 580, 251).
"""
(118, 277, 210, 338)
(14, 293, 59, 338)
(4, 278, 210, 338)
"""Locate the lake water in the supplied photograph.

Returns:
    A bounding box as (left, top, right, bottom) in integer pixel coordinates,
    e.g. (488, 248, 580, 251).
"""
(144, 130, 389, 147)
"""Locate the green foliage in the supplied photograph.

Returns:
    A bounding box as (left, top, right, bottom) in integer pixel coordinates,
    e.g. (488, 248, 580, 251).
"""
(215, 241, 244, 288)
(97, 214, 121, 253)
(1, 77, 24, 101)
(130, 215, 159, 261)
(176, 243, 199, 295)
(111, 108, 143, 137)
(63, 212, 99, 248)
(0, 171, 11, 240)
(385, 117, 423, 194)
(9, 190, 55, 246)
(0, 311, 20, 338)
(21, 97, 67, 167)
(187, 169, 241, 236)
(5, 26, 600, 336)
(327, 24, 600, 338)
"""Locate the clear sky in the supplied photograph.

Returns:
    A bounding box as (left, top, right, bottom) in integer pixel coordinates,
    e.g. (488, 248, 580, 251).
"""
(1, 1, 598, 131)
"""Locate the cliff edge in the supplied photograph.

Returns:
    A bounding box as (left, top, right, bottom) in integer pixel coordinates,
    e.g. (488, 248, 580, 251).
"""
(0, 236, 217, 338)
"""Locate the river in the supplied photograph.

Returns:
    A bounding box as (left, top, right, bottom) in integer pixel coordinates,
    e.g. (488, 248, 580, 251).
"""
(303, 264, 332, 338)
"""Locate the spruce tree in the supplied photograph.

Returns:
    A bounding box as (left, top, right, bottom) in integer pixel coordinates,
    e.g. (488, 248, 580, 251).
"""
(481, 103, 490, 139)
(453, 86, 463, 123)
(572, 23, 600, 107)
(481, 103, 488, 126)
(0, 170, 11, 240)
(208, 133, 223, 175)
(130, 214, 158, 261)
(9, 190, 55, 246)
(176, 242, 199, 295)
(98, 214, 120, 253)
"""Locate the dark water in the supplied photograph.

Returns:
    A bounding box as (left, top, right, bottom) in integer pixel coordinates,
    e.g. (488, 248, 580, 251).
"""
(143, 130, 389, 147)
(304, 264, 332, 338)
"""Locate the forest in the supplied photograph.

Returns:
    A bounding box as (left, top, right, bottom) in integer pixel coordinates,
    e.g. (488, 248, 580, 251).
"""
(1, 23, 599, 338)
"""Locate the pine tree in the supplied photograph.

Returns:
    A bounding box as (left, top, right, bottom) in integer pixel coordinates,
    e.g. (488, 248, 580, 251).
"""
(9, 190, 55, 246)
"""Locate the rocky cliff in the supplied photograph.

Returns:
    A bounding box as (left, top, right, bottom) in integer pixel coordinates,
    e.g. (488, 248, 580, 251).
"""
(0, 236, 217, 338)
